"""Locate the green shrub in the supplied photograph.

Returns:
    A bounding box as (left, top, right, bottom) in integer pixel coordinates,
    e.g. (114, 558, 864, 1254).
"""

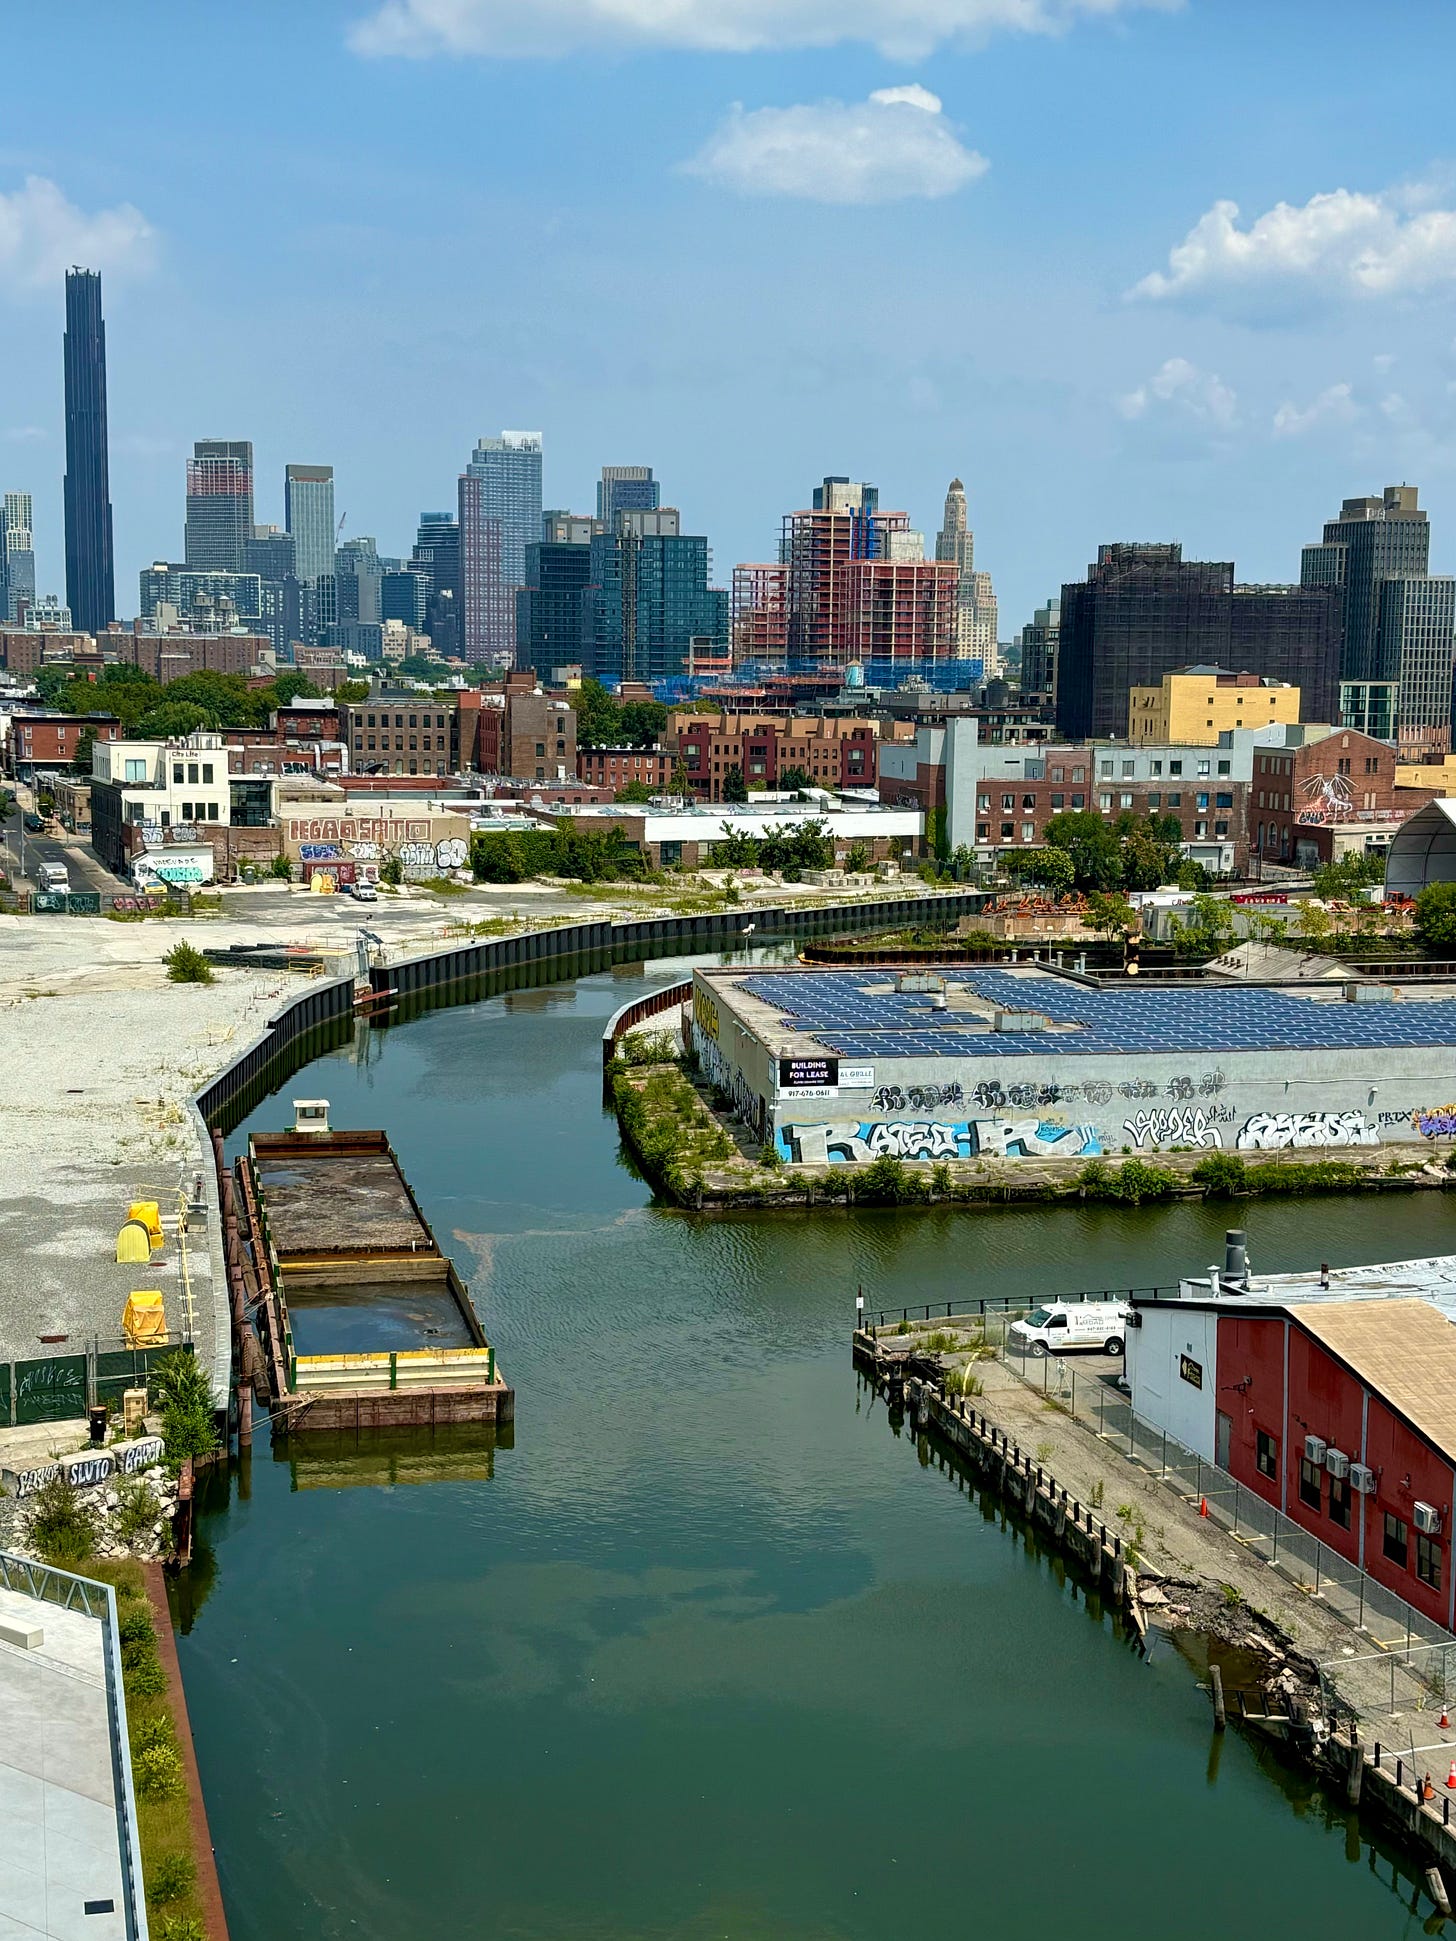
(135, 1743, 185, 1800)
(163, 941, 213, 984)
(158, 1914, 207, 1941)
(148, 1350, 210, 1413)
(118, 1603, 155, 1647)
(135, 1713, 176, 1756)
(26, 1472, 97, 1569)
(160, 1401, 220, 1473)
(125, 1652, 168, 1699)
(758, 1141, 783, 1169)
(114, 1477, 161, 1547)
(1191, 1152, 1247, 1197)
(268, 853, 293, 880)
(147, 1853, 195, 1906)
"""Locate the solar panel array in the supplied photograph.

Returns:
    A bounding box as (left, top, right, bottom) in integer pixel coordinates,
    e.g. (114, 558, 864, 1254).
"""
(736, 968, 1456, 1061)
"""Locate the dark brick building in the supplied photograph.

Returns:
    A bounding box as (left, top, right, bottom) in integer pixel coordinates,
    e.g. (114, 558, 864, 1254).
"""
(1058, 543, 1342, 741)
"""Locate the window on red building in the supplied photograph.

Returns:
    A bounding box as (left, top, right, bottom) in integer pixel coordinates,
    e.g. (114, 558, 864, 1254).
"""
(1328, 1475, 1351, 1530)
(1384, 1513, 1408, 1568)
(1256, 1430, 1278, 1479)
(1299, 1457, 1322, 1510)
(1418, 1532, 1442, 1589)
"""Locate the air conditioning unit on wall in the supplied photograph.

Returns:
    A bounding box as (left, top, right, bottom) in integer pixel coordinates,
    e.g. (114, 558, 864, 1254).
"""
(1304, 1435, 1328, 1465)
(1325, 1448, 1351, 1479)
(1350, 1463, 1377, 1495)
(1415, 1502, 1443, 1536)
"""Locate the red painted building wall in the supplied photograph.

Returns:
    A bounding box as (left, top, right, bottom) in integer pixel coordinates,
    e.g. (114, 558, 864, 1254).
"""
(1216, 1312, 1456, 1628)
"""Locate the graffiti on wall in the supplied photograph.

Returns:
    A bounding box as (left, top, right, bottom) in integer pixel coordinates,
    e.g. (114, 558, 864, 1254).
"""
(873, 1083, 964, 1113)
(1412, 1105, 1456, 1139)
(694, 1024, 763, 1138)
(964, 1072, 1227, 1112)
(1122, 1106, 1234, 1150)
(1235, 1111, 1379, 1151)
(776, 1118, 1103, 1165)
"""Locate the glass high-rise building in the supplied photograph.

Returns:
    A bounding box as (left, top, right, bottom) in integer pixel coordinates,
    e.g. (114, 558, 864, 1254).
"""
(185, 439, 254, 571)
(582, 510, 726, 683)
(459, 431, 542, 662)
(63, 268, 115, 634)
(1, 492, 36, 623)
(517, 538, 592, 673)
(284, 464, 336, 585)
(1301, 486, 1430, 685)
(597, 465, 659, 530)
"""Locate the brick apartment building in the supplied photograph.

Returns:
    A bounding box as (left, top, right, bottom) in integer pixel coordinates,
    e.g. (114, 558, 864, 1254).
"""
(576, 745, 675, 795)
(1252, 727, 1422, 865)
(459, 673, 577, 782)
(666, 711, 878, 801)
(964, 755, 1251, 862)
(341, 694, 455, 776)
(7, 712, 122, 780)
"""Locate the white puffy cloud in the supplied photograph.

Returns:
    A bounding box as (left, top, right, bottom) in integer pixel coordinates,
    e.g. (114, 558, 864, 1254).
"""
(1131, 184, 1456, 311)
(1117, 357, 1238, 429)
(0, 176, 155, 296)
(1272, 382, 1358, 438)
(681, 88, 987, 205)
(349, 0, 1176, 61)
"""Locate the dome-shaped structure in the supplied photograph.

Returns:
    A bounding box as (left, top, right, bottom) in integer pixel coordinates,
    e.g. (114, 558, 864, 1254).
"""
(1384, 798, 1456, 897)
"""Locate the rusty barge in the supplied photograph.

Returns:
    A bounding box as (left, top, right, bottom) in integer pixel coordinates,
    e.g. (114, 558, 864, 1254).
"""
(233, 1101, 513, 1434)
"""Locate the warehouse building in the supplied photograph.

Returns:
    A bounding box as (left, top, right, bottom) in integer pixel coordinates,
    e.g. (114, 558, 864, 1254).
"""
(1126, 1247, 1456, 1630)
(688, 962, 1456, 1162)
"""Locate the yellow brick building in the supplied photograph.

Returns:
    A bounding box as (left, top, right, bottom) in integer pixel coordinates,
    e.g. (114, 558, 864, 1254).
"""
(1128, 665, 1302, 745)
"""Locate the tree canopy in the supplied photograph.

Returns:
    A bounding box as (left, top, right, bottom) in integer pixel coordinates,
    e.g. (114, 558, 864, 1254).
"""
(1415, 881, 1456, 951)
(568, 678, 668, 750)
(1040, 810, 1189, 894)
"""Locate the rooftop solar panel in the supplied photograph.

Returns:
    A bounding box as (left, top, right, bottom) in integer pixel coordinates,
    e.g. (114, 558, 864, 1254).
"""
(733, 968, 1456, 1060)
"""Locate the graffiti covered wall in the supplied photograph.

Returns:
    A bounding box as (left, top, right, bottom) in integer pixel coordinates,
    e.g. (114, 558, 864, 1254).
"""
(776, 1118, 1103, 1164)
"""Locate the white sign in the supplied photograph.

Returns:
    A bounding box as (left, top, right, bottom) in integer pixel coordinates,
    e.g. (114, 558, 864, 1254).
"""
(779, 1085, 839, 1102)
(839, 1067, 875, 1088)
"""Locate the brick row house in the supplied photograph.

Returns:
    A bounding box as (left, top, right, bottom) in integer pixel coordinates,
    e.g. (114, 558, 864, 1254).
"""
(666, 711, 878, 802)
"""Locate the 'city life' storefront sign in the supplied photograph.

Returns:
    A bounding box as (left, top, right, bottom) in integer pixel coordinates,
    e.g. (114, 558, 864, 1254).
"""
(2, 1436, 165, 1499)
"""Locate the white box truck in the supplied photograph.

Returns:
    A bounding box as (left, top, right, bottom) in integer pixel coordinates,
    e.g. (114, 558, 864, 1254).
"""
(1009, 1300, 1129, 1358)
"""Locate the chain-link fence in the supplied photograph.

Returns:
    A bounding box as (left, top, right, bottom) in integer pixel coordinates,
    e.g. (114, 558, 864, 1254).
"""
(998, 1336, 1455, 1698)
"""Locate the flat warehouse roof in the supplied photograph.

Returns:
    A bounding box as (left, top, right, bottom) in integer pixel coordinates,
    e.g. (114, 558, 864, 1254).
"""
(721, 965, 1456, 1060)
(1285, 1297, 1456, 1462)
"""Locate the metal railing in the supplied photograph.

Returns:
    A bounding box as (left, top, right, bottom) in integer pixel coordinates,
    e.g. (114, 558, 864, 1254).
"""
(992, 1337, 1456, 1699)
(0, 1549, 150, 1939)
(865, 1286, 1179, 1333)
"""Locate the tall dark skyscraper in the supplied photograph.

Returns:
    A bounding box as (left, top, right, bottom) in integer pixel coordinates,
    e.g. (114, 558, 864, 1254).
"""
(1057, 542, 1341, 740)
(1301, 485, 1430, 685)
(63, 268, 115, 634)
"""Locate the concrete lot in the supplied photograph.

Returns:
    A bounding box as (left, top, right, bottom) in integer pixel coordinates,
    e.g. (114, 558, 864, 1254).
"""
(0, 1585, 131, 1941)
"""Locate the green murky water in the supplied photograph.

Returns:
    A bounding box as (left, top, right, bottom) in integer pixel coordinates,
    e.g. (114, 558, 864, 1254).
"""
(181, 955, 1450, 1938)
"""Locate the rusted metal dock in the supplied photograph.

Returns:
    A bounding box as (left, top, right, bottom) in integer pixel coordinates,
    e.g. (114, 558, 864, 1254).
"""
(236, 1106, 513, 1434)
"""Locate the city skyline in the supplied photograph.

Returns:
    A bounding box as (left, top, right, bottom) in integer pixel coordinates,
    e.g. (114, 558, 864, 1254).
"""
(4, 5, 1456, 628)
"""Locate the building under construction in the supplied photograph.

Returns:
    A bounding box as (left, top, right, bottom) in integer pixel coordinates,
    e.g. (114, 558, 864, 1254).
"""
(731, 476, 960, 677)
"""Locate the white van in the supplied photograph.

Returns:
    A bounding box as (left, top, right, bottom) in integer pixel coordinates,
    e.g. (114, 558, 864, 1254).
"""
(38, 862, 70, 893)
(1009, 1300, 1129, 1358)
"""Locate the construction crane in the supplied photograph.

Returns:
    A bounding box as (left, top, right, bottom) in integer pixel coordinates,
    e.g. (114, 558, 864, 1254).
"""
(336, 511, 348, 542)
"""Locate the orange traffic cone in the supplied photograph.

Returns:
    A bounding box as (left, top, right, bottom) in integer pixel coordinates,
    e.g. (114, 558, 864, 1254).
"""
(1425, 1774, 1435, 1801)
(1445, 1761, 1455, 1790)
(1442, 1705, 1450, 1731)
(1199, 1497, 1209, 1518)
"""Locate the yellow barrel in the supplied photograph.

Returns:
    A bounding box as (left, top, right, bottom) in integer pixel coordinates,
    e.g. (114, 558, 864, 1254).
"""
(127, 1200, 164, 1247)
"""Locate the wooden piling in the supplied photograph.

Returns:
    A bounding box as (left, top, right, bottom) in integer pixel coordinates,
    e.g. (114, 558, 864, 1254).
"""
(1210, 1663, 1226, 1732)
(1347, 1734, 1364, 1808)
(1427, 1868, 1451, 1918)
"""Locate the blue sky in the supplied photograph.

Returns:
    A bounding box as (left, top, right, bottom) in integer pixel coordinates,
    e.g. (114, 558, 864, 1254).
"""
(5, 0, 1456, 632)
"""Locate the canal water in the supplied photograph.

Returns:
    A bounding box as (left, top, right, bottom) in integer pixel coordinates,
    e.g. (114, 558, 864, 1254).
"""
(185, 955, 1455, 1940)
